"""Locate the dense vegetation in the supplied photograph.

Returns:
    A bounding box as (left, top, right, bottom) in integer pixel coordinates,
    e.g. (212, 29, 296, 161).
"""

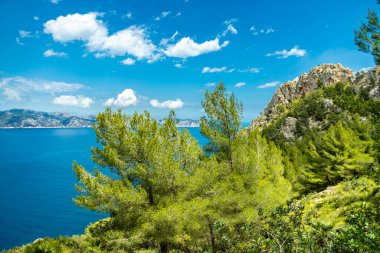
(7, 78, 380, 252)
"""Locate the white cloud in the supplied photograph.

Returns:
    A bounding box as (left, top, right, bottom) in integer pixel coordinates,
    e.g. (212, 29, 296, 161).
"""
(51, 0, 61, 4)
(202, 66, 235, 73)
(266, 46, 306, 58)
(33, 16, 40, 21)
(15, 37, 24, 46)
(0, 76, 84, 101)
(160, 31, 179, 46)
(176, 12, 181, 17)
(3, 87, 22, 101)
(164, 37, 228, 58)
(53, 95, 94, 108)
(250, 26, 275, 35)
(104, 89, 138, 107)
(258, 81, 280, 89)
(44, 12, 158, 61)
(123, 12, 133, 19)
(224, 18, 238, 25)
(234, 82, 246, 88)
(121, 58, 136, 65)
(99, 26, 156, 59)
(16, 30, 33, 46)
(161, 11, 171, 18)
(239, 67, 260, 73)
(150, 98, 183, 109)
(174, 63, 184, 68)
(154, 10, 171, 21)
(19, 30, 32, 38)
(206, 82, 216, 87)
(222, 24, 238, 37)
(357, 67, 373, 73)
(43, 49, 67, 58)
(44, 12, 107, 43)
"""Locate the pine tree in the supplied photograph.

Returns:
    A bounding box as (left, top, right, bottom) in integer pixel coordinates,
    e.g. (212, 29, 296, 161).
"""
(302, 120, 375, 192)
(200, 82, 243, 168)
(73, 108, 202, 252)
(355, 1, 380, 65)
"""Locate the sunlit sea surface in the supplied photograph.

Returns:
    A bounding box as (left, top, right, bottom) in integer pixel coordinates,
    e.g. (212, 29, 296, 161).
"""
(0, 127, 206, 250)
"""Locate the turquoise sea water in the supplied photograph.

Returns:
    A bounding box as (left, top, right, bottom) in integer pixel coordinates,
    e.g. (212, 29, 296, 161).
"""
(0, 128, 206, 250)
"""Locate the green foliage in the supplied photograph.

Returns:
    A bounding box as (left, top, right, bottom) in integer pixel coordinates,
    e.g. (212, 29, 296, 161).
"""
(73, 108, 204, 252)
(200, 82, 243, 165)
(302, 120, 375, 192)
(355, 1, 380, 65)
(7, 80, 380, 252)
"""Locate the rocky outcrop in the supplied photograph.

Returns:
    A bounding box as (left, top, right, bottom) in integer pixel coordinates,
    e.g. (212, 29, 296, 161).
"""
(250, 64, 380, 130)
(353, 67, 380, 101)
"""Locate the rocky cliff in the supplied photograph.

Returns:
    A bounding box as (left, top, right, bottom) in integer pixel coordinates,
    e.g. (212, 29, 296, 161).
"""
(250, 64, 379, 129)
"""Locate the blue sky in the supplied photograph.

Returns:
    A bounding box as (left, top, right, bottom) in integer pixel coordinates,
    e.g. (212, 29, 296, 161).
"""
(0, 0, 377, 121)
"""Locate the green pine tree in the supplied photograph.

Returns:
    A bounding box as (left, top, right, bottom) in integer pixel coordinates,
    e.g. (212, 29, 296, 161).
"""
(73, 108, 203, 252)
(200, 82, 243, 168)
(355, 1, 380, 65)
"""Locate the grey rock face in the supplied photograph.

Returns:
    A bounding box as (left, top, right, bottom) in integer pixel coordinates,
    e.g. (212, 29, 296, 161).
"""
(280, 117, 297, 140)
(250, 64, 379, 130)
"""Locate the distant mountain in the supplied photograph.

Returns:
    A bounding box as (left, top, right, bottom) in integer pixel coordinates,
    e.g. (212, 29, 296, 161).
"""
(0, 109, 96, 128)
(158, 118, 200, 127)
(0, 109, 200, 128)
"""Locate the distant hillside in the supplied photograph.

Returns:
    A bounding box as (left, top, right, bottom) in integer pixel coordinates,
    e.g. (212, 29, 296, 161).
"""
(0, 109, 200, 128)
(0, 109, 96, 128)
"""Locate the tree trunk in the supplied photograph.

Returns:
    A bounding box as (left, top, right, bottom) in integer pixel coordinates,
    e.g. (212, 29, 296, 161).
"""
(160, 243, 169, 253)
(208, 221, 216, 253)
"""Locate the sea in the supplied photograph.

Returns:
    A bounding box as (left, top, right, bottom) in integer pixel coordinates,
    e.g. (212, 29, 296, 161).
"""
(0, 127, 207, 250)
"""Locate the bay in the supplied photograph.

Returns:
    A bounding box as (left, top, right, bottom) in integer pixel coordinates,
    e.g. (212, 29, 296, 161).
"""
(0, 127, 206, 250)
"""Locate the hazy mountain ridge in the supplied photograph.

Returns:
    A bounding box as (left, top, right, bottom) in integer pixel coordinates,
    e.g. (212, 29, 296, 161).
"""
(0, 109, 96, 128)
(0, 109, 200, 128)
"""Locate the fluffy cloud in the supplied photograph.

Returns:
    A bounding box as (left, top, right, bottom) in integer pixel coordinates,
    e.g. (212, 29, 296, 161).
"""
(44, 13, 157, 61)
(202, 66, 235, 73)
(44, 12, 106, 43)
(206, 82, 216, 87)
(43, 49, 67, 58)
(234, 82, 246, 88)
(150, 98, 183, 109)
(164, 37, 229, 58)
(222, 24, 238, 37)
(53, 95, 94, 108)
(121, 58, 136, 65)
(0, 76, 84, 101)
(51, 0, 61, 4)
(258, 81, 280, 89)
(174, 63, 184, 68)
(266, 46, 306, 58)
(104, 89, 138, 107)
